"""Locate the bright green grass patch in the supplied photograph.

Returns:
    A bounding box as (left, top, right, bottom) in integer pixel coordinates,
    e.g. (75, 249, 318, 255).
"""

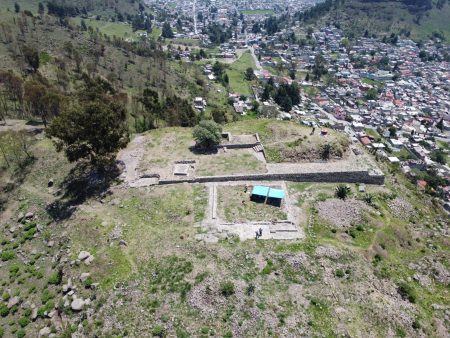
(225, 51, 256, 96)
(364, 128, 380, 139)
(0, 0, 38, 12)
(302, 86, 320, 97)
(240, 9, 274, 15)
(72, 17, 134, 38)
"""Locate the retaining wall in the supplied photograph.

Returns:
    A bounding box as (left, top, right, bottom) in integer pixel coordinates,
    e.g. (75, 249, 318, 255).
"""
(217, 143, 260, 149)
(158, 170, 385, 185)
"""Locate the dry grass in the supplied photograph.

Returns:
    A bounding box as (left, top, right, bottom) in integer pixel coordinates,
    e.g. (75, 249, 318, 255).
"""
(217, 185, 287, 222)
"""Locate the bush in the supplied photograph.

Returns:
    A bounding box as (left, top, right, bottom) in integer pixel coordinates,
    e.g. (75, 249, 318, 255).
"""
(335, 185, 350, 200)
(83, 276, 93, 288)
(48, 270, 62, 285)
(0, 303, 9, 317)
(16, 329, 26, 338)
(18, 316, 30, 328)
(1, 250, 15, 261)
(152, 325, 164, 337)
(220, 281, 235, 297)
(9, 264, 20, 278)
(397, 283, 416, 303)
(335, 269, 345, 278)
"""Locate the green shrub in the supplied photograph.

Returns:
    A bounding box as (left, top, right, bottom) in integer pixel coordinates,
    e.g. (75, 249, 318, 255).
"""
(220, 281, 235, 297)
(47, 270, 62, 285)
(335, 269, 345, 278)
(152, 325, 164, 337)
(397, 283, 416, 303)
(2, 292, 10, 301)
(1, 250, 15, 261)
(22, 227, 37, 241)
(16, 329, 26, 338)
(261, 260, 274, 275)
(0, 303, 9, 317)
(40, 289, 54, 304)
(335, 185, 351, 200)
(18, 316, 30, 328)
(83, 277, 93, 288)
(9, 265, 20, 278)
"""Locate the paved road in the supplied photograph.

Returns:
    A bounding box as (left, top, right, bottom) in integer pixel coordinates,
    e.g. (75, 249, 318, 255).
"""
(249, 45, 263, 71)
(193, 0, 198, 35)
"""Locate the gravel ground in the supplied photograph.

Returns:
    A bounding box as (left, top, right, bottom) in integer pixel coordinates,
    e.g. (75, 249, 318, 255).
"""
(388, 197, 415, 219)
(316, 199, 368, 228)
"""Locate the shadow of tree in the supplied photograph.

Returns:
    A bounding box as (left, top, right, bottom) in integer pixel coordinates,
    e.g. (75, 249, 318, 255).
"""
(188, 145, 219, 155)
(46, 161, 121, 221)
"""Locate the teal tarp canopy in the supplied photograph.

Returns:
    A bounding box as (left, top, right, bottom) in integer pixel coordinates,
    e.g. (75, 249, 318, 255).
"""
(251, 185, 269, 197)
(268, 188, 285, 199)
(251, 186, 285, 200)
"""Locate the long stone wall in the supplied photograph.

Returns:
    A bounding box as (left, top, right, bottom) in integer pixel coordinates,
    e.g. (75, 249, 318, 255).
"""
(158, 170, 385, 185)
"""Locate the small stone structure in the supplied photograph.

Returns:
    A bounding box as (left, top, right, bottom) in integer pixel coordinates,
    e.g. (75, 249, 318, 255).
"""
(218, 132, 261, 149)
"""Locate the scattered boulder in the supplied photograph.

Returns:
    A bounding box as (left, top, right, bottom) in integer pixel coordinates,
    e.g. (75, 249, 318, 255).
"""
(25, 212, 35, 219)
(80, 273, 91, 283)
(39, 327, 51, 337)
(48, 179, 54, 187)
(78, 251, 94, 265)
(7, 296, 20, 309)
(17, 212, 24, 222)
(71, 298, 85, 311)
(32, 307, 38, 320)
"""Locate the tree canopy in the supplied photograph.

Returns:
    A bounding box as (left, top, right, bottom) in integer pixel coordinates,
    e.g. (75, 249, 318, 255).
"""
(193, 120, 222, 148)
(46, 77, 129, 168)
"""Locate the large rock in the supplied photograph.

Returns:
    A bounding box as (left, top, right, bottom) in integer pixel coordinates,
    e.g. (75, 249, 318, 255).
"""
(17, 212, 25, 222)
(78, 251, 94, 264)
(39, 327, 51, 337)
(79, 273, 91, 282)
(7, 296, 20, 309)
(78, 251, 91, 261)
(71, 298, 85, 311)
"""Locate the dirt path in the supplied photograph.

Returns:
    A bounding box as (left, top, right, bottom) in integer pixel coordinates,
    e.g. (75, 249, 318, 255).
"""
(117, 135, 146, 185)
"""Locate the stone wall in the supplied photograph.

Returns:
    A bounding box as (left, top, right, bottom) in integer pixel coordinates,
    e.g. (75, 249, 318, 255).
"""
(158, 170, 385, 185)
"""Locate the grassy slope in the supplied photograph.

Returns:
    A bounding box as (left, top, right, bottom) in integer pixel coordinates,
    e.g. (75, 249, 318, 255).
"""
(0, 122, 448, 337)
(226, 51, 256, 96)
(0, 0, 142, 18)
(313, 0, 450, 41)
(0, 9, 216, 127)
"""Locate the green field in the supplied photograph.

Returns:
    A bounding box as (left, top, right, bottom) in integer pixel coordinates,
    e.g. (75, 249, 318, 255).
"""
(71, 18, 135, 39)
(226, 51, 256, 96)
(0, 0, 38, 12)
(240, 9, 274, 15)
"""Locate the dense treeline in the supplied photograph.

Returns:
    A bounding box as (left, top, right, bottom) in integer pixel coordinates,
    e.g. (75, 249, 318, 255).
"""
(203, 23, 232, 44)
(47, 1, 84, 18)
(295, 0, 343, 22)
(261, 79, 301, 112)
(0, 8, 204, 134)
